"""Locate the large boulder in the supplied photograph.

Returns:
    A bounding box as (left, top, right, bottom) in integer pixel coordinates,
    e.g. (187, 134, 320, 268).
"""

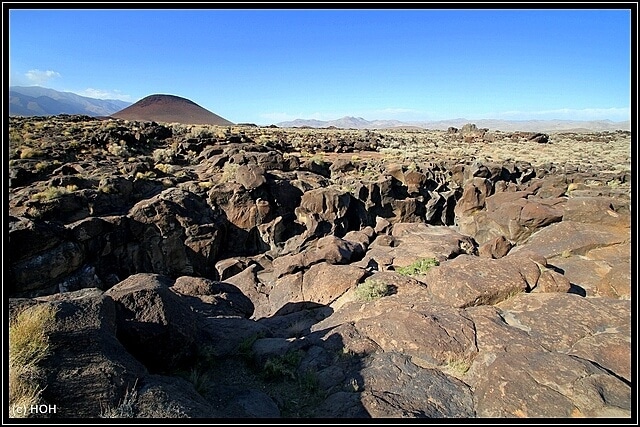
(301, 262, 367, 306)
(456, 189, 564, 245)
(512, 220, 630, 259)
(453, 177, 493, 217)
(224, 265, 271, 320)
(295, 187, 351, 233)
(272, 235, 363, 278)
(561, 196, 630, 227)
(496, 293, 631, 381)
(353, 299, 478, 368)
(424, 253, 572, 308)
(171, 275, 255, 319)
(235, 164, 267, 191)
(357, 223, 476, 274)
(10, 240, 85, 296)
(127, 187, 224, 278)
(468, 350, 630, 417)
(27, 289, 147, 418)
(357, 352, 475, 418)
(134, 375, 219, 418)
(104, 273, 199, 372)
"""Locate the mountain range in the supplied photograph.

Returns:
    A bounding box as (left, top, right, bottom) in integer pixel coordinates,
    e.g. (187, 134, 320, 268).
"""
(9, 86, 132, 117)
(277, 116, 631, 133)
(8, 86, 630, 132)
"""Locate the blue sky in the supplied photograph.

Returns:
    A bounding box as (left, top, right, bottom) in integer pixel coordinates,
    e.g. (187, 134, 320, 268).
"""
(8, 7, 633, 124)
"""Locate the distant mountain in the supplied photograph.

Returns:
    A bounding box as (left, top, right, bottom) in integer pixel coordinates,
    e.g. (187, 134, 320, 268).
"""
(277, 116, 631, 133)
(278, 117, 408, 129)
(111, 94, 234, 126)
(9, 86, 131, 117)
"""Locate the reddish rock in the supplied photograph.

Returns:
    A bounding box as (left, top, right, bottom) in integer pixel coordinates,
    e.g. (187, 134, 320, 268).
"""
(561, 196, 631, 227)
(468, 350, 630, 417)
(532, 269, 572, 293)
(478, 235, 513, 258)
(424, 255, 535, 308)
(302, 262, 366, 306)
(512, 220, 630, 259)
(453, 177, 493, 217)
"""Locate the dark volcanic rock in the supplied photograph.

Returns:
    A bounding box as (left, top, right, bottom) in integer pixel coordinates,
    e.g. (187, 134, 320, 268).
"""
(30, 289, 147, 418)
(7, 116, 632, 419)
(171, 275, 255, 318)
(478, 235, 513, 258)
(468, 350, 630, 417)
(358, 352, 475, 417)
(105, 273, 199, 372)
(10, 240, 85, 296)
(135, 375, 219, 418)
(127, 187, 225, 278)
(423, 255, 537, 308)
(301, 262, 367, 306)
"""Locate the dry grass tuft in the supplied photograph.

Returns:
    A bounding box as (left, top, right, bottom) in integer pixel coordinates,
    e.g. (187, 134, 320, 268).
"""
(31, 185, 78, 201)
(100, 381, 138, 418)
(9, 304, 57, 418)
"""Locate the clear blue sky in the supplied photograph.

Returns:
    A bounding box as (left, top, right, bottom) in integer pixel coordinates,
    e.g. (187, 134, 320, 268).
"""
(8, 7, 632, 124)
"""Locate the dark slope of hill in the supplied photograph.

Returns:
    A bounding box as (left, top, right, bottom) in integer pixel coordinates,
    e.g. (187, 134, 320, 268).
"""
(111, 94, 234, 126)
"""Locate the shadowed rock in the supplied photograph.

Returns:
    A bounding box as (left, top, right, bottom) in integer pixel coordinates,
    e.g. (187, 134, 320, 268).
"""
(171, 276, 255, 319)
(224, 264, 271, 320)
(127, 187, 224, 278)
(32, 289, 147, 418)
(105, 273, 199, 372)
(135, 375, 219, 418)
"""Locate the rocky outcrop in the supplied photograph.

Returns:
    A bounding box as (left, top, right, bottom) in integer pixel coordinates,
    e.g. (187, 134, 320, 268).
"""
(8, 115, 631, 419)
(104, 274, 200, 372)
(127, 188, 225, 279)
(28, 289, 148, 418)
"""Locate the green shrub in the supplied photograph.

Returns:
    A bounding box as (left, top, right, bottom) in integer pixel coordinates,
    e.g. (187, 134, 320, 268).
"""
(177, 367, 213, 396)
(152, 148, 175, 164)
(298, 370, 319, 392)
(355, 278, 393, 302)
(237, 333, 262, 360)
(154, 163, 175, 175)
(219, 162, 239, 183)
(395, 258, 439, 276)
(34, 162, 50, 172)
(263, 350, 303, 381)
(134, 171, 156, 181)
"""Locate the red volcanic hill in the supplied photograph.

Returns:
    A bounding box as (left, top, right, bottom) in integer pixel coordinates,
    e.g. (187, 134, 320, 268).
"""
(111, 94, 234, 126)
